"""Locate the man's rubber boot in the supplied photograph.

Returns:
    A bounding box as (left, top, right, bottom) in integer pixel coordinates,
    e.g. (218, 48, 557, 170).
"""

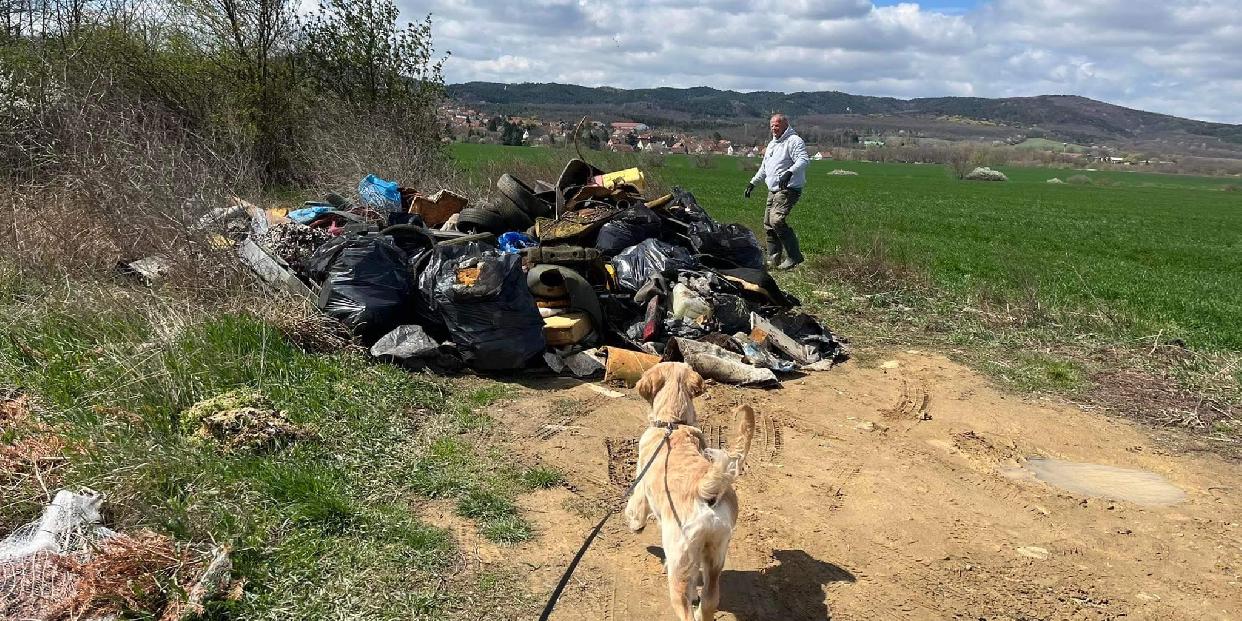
(777, 257, 804, 271)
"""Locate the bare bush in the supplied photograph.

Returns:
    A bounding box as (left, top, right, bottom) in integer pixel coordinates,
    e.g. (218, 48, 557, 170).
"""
(639, 152, 666, 169)
(945, 146, 978, 180)
(297, 99, 452, 196)
(1, 76, 259, 287)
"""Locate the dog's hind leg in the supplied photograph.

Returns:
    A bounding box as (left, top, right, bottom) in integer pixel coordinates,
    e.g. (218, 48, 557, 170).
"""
(662, 523, 697, 621)
(696, 538, 729, 621)
(665, 552, 696, 621)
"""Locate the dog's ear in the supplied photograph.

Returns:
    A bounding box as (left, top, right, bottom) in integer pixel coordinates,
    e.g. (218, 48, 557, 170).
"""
(636, 363, 667, 403)
(687, 367, 706, 397)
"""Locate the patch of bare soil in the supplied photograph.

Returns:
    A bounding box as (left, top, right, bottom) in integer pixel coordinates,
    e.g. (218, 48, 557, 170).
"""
(485, 352, 1241, 620)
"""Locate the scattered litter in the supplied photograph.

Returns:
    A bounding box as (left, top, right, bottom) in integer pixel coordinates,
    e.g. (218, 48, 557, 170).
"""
(370, 324, 439, 360)
(1046, 178, 1065, 184)
(122, 255, 171, 284)
(585, 384, 625, 399)
(603, 347, 662, 386)
(829, 169, 859, 176)
(965, 167, 1009, 181)
(409, 189, 468, 226)
(1016, 546, 1050, 560)
(564, 349, 606, 377)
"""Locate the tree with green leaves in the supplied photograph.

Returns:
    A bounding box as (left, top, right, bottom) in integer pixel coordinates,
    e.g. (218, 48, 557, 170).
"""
(297, 0, 446, 112)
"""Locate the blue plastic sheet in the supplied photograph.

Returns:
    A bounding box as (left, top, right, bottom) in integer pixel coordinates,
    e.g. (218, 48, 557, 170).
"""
(288, 206, 332, 224)
(498, 232, 536, 254)
(357, 174, 402, 212)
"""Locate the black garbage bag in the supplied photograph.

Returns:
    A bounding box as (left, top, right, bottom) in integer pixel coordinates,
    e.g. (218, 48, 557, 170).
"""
(689, 222, 765, 270)
(421, 242, 545, 370)
(596, 205, 662, 256)
(610, 239, 699, 292)
(711, 292, 755, 334)
(306, 233, 412, 342)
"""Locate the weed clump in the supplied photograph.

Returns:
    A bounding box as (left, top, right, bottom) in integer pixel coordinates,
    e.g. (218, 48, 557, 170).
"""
(180, 390, 311, 453)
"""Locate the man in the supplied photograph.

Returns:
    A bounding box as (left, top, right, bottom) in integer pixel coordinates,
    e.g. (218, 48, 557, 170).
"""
(745, 114, 809, 270)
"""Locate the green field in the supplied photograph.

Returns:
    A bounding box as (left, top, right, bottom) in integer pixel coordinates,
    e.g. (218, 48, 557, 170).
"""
(452, 144, 1242, 350)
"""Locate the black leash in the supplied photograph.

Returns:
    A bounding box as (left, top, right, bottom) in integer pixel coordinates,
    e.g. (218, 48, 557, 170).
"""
(537, 425, 675, 621)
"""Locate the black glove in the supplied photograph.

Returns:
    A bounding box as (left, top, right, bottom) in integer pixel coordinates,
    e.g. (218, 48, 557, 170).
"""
(778, 171, 793, 190)
(744, 182, 754, 198)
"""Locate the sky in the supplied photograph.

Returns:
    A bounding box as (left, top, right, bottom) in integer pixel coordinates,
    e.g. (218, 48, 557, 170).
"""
(402, 0, 1242, 124)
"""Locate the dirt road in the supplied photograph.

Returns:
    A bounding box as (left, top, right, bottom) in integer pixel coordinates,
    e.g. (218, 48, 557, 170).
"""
(445, 351, 1241, 620)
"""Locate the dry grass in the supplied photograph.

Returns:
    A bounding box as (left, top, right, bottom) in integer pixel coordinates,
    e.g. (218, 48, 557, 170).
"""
(53, 531, 198, 619)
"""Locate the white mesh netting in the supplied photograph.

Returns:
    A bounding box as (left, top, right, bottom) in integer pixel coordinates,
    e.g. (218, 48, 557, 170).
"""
(0, 488, 118, 619)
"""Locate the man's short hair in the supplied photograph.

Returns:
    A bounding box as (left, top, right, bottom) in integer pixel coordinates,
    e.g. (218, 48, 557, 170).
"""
(771, 113, 788, 122)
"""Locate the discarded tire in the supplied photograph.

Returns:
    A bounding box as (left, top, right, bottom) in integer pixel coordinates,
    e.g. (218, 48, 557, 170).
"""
(497, 174, 552, 218)
(457, 201, 532, 235)
(486, 199, 534, 230)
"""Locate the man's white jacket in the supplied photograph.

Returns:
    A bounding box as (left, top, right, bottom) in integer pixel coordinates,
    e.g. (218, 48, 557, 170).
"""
(751, 127, 810, 191)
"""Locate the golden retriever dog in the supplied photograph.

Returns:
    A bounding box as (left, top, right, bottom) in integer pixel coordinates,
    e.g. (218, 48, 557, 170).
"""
(625, 362, 756, 621)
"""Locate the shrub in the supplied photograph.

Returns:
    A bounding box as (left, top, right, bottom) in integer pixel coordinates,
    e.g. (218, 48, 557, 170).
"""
(1067, 174, 1093, 185)
(964, 166, 1009, 182)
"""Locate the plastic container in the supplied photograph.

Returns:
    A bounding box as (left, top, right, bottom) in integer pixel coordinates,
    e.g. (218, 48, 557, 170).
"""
(594, 167, 647, 191)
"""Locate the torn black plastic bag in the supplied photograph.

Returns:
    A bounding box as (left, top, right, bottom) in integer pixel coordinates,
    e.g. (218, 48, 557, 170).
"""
(689, 222, 765, 270)
(763, 311, 848, 367)
(610, 239, 699, 292)
(306, 233, 412, 342)
(595, 205, 662, 256)
(423, 243, 546, 371)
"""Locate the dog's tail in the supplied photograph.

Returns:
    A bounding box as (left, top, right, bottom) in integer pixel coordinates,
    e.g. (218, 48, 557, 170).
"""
(698, 405, 758, 502)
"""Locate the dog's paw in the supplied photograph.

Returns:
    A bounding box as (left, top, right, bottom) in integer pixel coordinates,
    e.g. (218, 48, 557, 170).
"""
(625, 516, 646, 533)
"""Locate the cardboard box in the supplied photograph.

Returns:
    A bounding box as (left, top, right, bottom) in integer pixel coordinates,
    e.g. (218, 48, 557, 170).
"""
(543, 312, 592, 347)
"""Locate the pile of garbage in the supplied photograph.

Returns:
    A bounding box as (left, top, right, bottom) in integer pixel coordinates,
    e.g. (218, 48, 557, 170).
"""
(223, 159, 846, 387)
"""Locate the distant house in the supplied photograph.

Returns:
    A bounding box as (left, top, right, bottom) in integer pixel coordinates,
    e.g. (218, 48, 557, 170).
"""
(611, 122, 649, 133)
(726, 145, 736, 156)
(860, 138, 885, 147)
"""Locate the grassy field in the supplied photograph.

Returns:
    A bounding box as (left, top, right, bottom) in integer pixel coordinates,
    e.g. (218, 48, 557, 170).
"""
(452, 143, 1242, 351)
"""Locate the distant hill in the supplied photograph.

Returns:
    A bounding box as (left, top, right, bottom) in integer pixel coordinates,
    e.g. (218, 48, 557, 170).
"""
(448, 82, 1242, 156)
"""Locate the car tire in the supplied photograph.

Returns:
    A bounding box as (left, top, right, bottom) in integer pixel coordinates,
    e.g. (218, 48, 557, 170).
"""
(497, 174, 552, 218)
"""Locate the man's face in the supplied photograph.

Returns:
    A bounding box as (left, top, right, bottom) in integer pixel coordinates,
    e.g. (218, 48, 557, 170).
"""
(770, 116, 787, 137)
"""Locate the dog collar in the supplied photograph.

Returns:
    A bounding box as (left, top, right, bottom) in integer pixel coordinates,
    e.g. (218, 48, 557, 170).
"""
(651, 420, 684, 430)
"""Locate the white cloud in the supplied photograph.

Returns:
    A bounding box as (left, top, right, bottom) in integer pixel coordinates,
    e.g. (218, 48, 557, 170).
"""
(406, 0, 1242, 123)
